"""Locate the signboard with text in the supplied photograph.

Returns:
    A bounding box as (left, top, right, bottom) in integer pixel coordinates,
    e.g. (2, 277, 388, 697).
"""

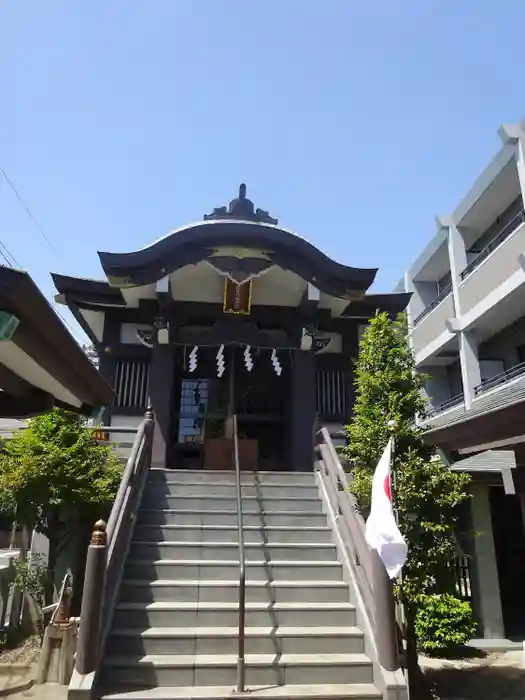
(223, 278, 252, 315)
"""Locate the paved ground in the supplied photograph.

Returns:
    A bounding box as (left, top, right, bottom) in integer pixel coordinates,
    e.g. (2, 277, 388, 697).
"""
(0, 672, 66, 699)
(420, 649, 525, 699)
(0, 651, 522, 699)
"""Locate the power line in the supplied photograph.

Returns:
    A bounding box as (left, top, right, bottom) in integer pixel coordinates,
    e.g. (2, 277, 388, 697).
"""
(0, 238, 22, 268)
(0, 165, 86, 342)
(0, 246, 14, 267)
(0, 179, 22, 268)
(0, 243, 78, 337)
(0, 165, 64, 265)
(55, 306, 85, 340)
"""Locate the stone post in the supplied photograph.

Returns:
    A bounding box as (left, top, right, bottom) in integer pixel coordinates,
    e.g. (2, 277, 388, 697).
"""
(75, 521, 107, 675)
(371, 549, 400, 672)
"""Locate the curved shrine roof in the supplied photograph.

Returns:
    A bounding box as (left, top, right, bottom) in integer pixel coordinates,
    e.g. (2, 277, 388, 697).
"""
(97, 184, 378, 300)
(53, 185, 411, 323)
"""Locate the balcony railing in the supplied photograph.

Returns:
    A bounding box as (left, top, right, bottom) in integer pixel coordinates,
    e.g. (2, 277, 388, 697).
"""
(413, 282, 453, 326)
(427, 392, 464, 417)
(474, 361, 525, 396)
(460, 209, 525, 280)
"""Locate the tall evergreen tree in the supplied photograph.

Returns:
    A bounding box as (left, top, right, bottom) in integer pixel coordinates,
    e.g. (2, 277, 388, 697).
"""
(344, 312, 474, 665)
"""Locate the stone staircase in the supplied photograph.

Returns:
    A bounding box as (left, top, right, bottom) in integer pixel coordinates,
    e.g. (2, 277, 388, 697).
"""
(97, 469, 382, 700)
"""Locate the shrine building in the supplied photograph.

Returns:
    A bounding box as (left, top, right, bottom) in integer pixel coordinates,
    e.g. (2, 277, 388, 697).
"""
(52, 185, 410, 471)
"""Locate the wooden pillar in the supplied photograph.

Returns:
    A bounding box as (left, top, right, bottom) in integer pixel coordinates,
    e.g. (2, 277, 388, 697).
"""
(149, 343, 176, 468)
(342, 325, 358, 420)
(98, 316, 120, 425)
(290, 350, 316, 472)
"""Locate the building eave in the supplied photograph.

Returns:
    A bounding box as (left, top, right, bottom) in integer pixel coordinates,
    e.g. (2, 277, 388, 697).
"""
(341, 292, 412, 318)
(0, 268, 114, 415)
(423, 395, 525, 452)
(52, 273, 126, 306)
(97, 219, 378, 300)
(450, 449, 516, 473)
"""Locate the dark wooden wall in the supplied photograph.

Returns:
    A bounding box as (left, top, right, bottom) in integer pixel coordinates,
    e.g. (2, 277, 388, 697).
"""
(99, 307, 361, 468)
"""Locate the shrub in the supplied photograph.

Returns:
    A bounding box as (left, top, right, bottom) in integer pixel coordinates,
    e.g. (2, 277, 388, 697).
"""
(415, 593, 477, 653)
(12, 554, 48, 639)
(0, 408, 122, 603)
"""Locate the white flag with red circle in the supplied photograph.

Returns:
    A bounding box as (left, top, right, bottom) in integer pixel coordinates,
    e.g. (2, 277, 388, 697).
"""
(365, 437, 407, 579)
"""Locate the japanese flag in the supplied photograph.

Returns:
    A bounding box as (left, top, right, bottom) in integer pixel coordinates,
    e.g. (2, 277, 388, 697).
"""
(365, 437, 407, 579)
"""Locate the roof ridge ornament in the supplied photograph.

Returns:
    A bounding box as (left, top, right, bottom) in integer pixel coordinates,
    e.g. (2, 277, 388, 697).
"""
(204, 183, 278, 225)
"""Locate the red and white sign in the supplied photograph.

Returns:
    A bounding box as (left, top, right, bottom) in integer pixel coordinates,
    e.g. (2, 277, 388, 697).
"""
(365, 437, 407, 579)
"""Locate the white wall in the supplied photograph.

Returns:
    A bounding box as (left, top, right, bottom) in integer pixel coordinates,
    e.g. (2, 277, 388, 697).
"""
(446, 360, 463, 396)
(409, 280, 440, 322)
(422, 366, 451, 406)
(109, 414, 141, 460)
(479, 316, 525, 369)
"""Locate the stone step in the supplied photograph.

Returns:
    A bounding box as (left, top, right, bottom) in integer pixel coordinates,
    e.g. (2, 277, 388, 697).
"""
(125, 559, 344, 582)
(108, 625, 364, 656)
(129, 541, 337, 563)
(119, 579, 350, 604)
(112, 601, 357, 629)
(133, 524, 333, 544)
(148, 470, 316, 486)
(100, 683, 381, 700)
(140, 495, 323, 512)
(145, 483, 320, 499)
(137, 510, 328, 528)
(101, 653, 374, 687)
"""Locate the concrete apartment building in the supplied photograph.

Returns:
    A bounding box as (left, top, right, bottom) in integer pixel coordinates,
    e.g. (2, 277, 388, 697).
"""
(396, 119, 525, 643)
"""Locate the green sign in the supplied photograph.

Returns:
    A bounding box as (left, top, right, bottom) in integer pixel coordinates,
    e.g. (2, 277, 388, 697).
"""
(0, 312, 20, 341)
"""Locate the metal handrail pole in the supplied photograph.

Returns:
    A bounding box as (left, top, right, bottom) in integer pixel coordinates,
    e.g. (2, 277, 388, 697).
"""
(460, 208, 525, 280)
(233, 414, 246, 693)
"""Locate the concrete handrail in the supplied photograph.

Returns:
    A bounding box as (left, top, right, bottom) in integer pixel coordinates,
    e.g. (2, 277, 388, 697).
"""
(315, 427, 400, 674)
(74, 407, 154, 679)
(106, 412, 153, 543)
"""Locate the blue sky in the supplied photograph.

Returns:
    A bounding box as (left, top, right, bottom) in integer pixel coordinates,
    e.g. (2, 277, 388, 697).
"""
(1, 1, 524, 342)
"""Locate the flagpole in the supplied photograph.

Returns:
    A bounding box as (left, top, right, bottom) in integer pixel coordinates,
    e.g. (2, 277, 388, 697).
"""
(387, 419, 406, 662)
(386, 419, 399, 526)
(369, 422, 401, 673)
(370, 530, 399, 672)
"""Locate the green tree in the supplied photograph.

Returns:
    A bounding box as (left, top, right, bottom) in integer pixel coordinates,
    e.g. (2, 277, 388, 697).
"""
(344, 313, 472, 667)
(0, 408, 121, 602)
